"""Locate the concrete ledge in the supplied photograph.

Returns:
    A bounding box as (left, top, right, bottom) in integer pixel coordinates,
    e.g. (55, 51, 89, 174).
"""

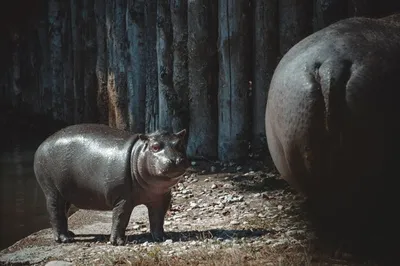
(0, 205, 149, 265)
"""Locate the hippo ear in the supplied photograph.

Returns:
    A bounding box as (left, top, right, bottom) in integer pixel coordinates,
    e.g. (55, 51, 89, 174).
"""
(138, 134, 149, 142)
(175, 129, 186, 139)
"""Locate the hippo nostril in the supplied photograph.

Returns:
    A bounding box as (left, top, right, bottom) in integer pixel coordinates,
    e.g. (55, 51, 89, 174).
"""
(176, 157, 184, 165)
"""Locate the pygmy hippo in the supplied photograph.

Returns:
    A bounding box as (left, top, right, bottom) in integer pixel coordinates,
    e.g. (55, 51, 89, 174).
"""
(265, 13, 400, 242)
(34, 124, 189, 246)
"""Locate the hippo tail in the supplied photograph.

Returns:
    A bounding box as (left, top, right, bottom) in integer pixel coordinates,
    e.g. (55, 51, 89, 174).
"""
(314, 59, 352, 179)
(317, 59, 352, 143)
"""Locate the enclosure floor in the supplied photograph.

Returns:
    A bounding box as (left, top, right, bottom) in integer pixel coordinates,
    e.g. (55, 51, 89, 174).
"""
(0, 160, 385, 265)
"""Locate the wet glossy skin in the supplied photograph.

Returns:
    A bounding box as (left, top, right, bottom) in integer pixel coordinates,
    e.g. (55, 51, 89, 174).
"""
(34, 124, 189, 246)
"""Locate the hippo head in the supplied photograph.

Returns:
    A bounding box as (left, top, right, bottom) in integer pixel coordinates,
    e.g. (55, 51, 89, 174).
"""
(136, 129, 189, 183)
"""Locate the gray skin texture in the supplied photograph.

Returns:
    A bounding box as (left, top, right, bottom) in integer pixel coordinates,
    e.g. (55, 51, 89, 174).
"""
(266, 14, 400, 224)
(34, 124, 189, 246)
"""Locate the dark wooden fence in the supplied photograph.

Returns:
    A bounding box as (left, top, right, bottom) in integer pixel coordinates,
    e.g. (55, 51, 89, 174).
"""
(1, 0, 399, 161)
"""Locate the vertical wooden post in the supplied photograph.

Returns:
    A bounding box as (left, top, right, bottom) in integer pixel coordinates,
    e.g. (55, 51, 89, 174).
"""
(94, 0, 109, 125)
(113, 0, 129, 130)
(48, 0, 65, 121)
(127, 0, 146, 133)
(314, 0, 348, 31)
(187, 0, 218, 159)
(71, 0, 84, 123)
(62, 3, 74, 124)
(144, 0, 159, 133)
(170, 0, 189, 133)
(252, 0, 279, 158)
(278, 0, 313, 56)
(156, 0, 174, 131)
(82, 0, 98, 122)
(348, 0, 373, 17)
(218, 0, 251, 162)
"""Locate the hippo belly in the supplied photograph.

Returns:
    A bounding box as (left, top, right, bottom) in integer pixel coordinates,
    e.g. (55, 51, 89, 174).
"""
(265, 14, 400, 248)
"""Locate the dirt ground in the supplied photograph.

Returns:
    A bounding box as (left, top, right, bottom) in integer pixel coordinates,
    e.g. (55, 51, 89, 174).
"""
(0, 159, 385, 266)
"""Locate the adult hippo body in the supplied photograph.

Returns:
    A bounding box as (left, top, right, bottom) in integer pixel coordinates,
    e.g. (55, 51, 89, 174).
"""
(34, 124, 188, 246)
(266, 14, 400, 241)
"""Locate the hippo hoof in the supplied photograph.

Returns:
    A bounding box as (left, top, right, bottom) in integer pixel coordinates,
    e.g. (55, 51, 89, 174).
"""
(109, 236, 126, 246)
(67, 230, 75, 237)
(151, 232, 168, 242)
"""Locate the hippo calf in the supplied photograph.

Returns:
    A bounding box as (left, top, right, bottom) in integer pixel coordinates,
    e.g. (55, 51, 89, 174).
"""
(34, 124, 189, 246)
(265, 14, 400, 246)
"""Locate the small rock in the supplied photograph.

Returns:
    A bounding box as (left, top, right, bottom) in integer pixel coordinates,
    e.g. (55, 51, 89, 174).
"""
(222, 210, 230, 216)
(190, 202, 198, 208)
(286, 229, 305, 237)
(45, 261, 73, 266)
(265, 239, 273, 245)
(210, 166, 217, 172)
(223, 183, 233, 189)
(214, 204, 224, 210)
(244, 213, 255, 218)
(164, 239, 173, 244)
(133, 224, 141, 230)
(277, 205, 283, 210)
(211, 183, 217, 189)
(230, 220, 240, 225)
(271, 239, 290, 248)
(204, 178, 209, 182)
(191, 161, 197, 166)
(236, 166, 243, 171)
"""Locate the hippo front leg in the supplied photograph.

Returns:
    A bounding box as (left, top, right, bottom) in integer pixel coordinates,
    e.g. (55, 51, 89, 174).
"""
(110, 199, 133, 246)
(146, 192, 172, 242)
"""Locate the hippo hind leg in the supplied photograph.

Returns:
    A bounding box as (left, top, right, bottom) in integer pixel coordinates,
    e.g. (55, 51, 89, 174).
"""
(46, 193, 73, 243)
(65, 201, 75, 237)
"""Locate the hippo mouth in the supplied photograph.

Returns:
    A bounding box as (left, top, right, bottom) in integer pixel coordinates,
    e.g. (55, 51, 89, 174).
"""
(159, 158, 189, 179)
(161, 168, 187, 179)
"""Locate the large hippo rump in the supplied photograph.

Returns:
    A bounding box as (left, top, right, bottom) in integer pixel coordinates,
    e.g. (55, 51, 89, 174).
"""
(265, 13, 400, 251)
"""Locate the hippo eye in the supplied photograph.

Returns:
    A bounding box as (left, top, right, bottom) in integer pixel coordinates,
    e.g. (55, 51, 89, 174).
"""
(151, 143, 161, 152)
